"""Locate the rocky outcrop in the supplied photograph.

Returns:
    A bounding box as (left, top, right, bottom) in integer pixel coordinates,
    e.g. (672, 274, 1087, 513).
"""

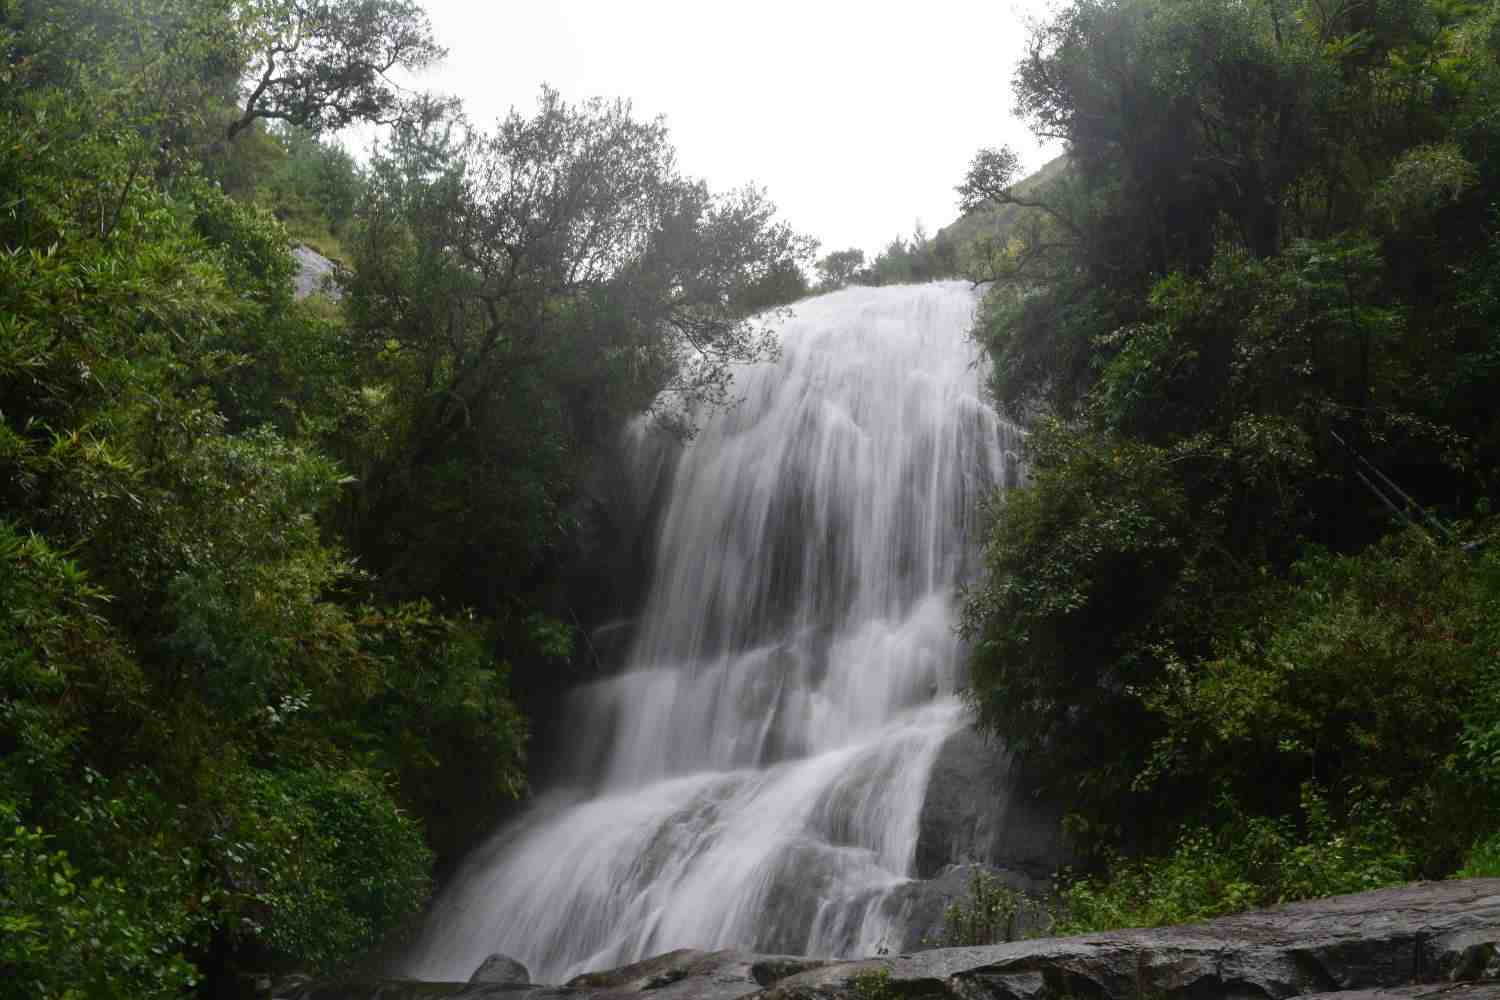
(913, 729, 1068, 882)
(765, 879, 1500, 1000)
(565, 950, 828, 997)
(275, 880, 1500, 1000)
(292, 244, 341, 300)
(471, 954, 531, 985)
(1301, 988, 1500, 1000)
(279, 949, 825, 1000)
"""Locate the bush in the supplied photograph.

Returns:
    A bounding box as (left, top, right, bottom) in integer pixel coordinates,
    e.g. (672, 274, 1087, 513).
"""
(0, 796, 202, 1000)
(210, 766, 432, 971)
(1146, 529, 1500, 866)
(1456, 831, 1500, 878)
(960, 421, 1205, 843)
(1053, 788, 1414, 934)
(939, 869, 1042, 945)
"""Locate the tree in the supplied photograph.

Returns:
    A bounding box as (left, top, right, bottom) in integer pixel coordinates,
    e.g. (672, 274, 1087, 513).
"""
(337, 88, 813, 608)
(815, 247, 866, 289)
(957, 0, 1500, 876)
(228, 0, 446, 138)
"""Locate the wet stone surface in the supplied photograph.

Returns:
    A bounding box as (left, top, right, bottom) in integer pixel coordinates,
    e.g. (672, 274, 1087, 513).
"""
(278, 879, 1500, 1000)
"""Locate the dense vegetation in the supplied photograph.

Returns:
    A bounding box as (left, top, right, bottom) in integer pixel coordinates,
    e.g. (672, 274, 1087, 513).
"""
(958, 0, 1500, 926)
(9, 0, 1500, 986)
(0, 1, 810, 995)
(810, 157, 1072, 293)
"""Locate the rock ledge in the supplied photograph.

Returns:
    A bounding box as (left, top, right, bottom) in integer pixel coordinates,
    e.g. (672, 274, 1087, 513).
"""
(278, 879, 1500, 1000)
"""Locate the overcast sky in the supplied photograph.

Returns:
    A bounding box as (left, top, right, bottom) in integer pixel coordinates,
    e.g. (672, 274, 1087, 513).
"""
(402, 0, 1061, 260)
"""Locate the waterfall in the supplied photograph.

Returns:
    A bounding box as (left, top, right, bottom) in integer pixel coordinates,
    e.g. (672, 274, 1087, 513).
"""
(401, 282, 1025, 983)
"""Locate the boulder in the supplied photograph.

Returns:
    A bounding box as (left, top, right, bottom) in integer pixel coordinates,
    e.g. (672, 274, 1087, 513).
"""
(291, 244, 341, 301)
(568, 950, 827, 997)
(471, 954, 531, 985)
(912, 728, 1069, 880)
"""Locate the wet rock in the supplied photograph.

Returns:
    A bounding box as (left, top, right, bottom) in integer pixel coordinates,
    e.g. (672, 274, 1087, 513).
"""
(567, 950, 826, 1000)
(472, 954, 531, 985)
(274, 880, 1500, 1000)
(749, 958, 831, 988)
(1299, 988, 1500, 1000)
(271, 973, 315, 997)
(764, 879, 1500, 1000)
(277, 950, 824, 1000)
(913, 728, 1069, 880)
(565, 948, 707, 989)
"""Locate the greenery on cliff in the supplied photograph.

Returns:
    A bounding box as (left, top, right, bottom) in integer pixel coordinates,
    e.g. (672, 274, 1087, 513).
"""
(958, 0, 1500, 928)
(0, 1, 810, 995)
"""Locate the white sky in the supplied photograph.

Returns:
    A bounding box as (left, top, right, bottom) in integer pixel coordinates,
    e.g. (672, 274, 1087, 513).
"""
(402, 0, 1061, 260)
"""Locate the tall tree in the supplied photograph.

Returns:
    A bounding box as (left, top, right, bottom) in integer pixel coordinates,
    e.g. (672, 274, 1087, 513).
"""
(815, 247, 866, 289)
(228, 0, 445, 137)
(338, 89, 814, 608)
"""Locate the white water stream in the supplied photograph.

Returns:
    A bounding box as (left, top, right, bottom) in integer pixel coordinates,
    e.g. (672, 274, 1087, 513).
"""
(401, 282, 1023, 983)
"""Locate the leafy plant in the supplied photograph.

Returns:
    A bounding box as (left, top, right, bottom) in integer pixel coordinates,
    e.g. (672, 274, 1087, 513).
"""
(1053, 788, 1413, 934)
(939, 869, 1042, 945)
(850, 967, 896, 1000)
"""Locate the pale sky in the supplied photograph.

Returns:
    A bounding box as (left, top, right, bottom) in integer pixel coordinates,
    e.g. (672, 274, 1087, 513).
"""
(402, 0, 1061, 260)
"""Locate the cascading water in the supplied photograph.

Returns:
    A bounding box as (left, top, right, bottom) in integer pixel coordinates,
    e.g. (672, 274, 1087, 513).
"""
(402, 282, 1025, 983)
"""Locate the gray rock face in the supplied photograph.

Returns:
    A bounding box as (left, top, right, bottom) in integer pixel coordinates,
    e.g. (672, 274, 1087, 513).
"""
(1301, 988, 1500, 1000)
(765, 879, 1500, 1000)
(471, 954, 530, 985)
(912, 729, 1069, 881)
(277, 949, 823, 1000)
(291, 244, 341, 301)
(566, 950, 827, 998)
(274, 879, 1500, 1000)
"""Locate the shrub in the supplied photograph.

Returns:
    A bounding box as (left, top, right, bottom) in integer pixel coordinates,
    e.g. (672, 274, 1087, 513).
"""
(1053, 788, 1413, 934)
(939, 869, 1042, 945)
(1456, 831, 1500, 878)
(208, 766, 432, 971)
(1146, 529, 1500, 866)
(0, 797, 202, 1000)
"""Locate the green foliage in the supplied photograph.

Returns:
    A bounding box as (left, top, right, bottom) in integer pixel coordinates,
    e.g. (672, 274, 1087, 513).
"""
(972, 273, 1122, 421)
(1054, 788, 1413, 933)
(961, 0, 1500, 881)
(0, 3, 539, 987)
(228, 124, 366, 255)
(863, 224, 959, 286)
(353, 607, 528, 863)
(850, 968, 895, 1000)
(337, 88, 812, 610)
(226, 0, 447, 139)
(1457, 831, 1500, 878)
(815, 248, 866, 290)
(0, 520, 157, 816)
(939, 870, 1038, 946)
(734, 258, 811, 310)
(1146, 532, 1500, 858)
(961, 421, 1203, 829)
(2, 0, 815, 987)
(1370, 143, 1479, 232)
(207, 767, 431, 969)
(0, 800, 201, 1000)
